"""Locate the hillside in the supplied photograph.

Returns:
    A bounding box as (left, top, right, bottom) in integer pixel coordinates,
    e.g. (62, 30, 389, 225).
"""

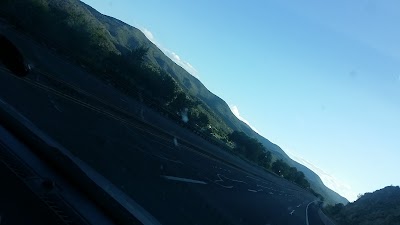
(81, 2, 347, 204)
(0, 0, 347, 204)
(325, 186, 400, 225)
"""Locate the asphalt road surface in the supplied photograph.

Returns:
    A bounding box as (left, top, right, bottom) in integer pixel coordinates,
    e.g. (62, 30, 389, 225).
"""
(0, 20, 324, 225)
(0, 160, 64, 225)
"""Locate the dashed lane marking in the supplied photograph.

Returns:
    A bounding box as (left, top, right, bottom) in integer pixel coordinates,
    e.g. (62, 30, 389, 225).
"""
(161, 175, 207, 185)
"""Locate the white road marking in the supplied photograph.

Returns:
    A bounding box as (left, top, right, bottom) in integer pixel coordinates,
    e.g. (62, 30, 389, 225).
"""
(230, 178, 246, 183)
(216, 174, 246, 184)
(290, 210, 295, 215)
(157, 155, 183, 164)
(306, 201, 316, 225)
(213, 174, 234, 189)
(248, 189, 258, 193)
(215, 183, 234, 189)
(257, 184, 269, 189)
(173, 137, 179, 147)
(48, 95, 63, 112)
(53, 104, 63, 112)
(161, 176, 207, 184)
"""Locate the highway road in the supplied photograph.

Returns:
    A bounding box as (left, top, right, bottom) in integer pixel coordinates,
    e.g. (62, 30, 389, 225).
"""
(0, 157, 64, 225)
(0, 20, 325, 225)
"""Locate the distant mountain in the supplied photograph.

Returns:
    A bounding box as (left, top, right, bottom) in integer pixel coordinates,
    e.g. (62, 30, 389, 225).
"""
(325, 186, 400, 225)
(0, 0, 347, 204)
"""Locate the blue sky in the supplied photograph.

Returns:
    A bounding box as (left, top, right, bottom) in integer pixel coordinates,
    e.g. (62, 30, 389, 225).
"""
(81, 0, 400, 202)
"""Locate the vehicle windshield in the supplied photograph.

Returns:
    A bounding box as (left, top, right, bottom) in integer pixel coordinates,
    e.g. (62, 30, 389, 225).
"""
(0, 1, 399, 225)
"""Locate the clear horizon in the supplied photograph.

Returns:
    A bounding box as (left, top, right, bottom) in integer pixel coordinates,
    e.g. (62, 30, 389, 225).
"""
(81, 0, 400, 202)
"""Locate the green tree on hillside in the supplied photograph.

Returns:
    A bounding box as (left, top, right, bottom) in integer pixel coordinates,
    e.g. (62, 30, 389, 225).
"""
(127, 46, 148, 64)
(293, 171, 310, 189)
(271, 159, 310, 189)
(169, 92, 194, 112)
(271, 159, 290, 177)
(228, 131, 272, 168)
(196, 112, 210, 128)
(257, 151, 272, 169)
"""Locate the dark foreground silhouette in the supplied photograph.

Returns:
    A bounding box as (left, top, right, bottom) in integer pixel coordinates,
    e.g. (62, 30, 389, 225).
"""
(0, 34, 30, 76)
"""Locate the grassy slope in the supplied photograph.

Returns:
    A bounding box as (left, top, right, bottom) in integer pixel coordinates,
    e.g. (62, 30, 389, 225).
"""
(0, 0, 347, 204)
(327, 186, 400, 225)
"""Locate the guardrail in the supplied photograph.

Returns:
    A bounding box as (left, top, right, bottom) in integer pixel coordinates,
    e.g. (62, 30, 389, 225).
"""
(0, 97, 159, 225)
